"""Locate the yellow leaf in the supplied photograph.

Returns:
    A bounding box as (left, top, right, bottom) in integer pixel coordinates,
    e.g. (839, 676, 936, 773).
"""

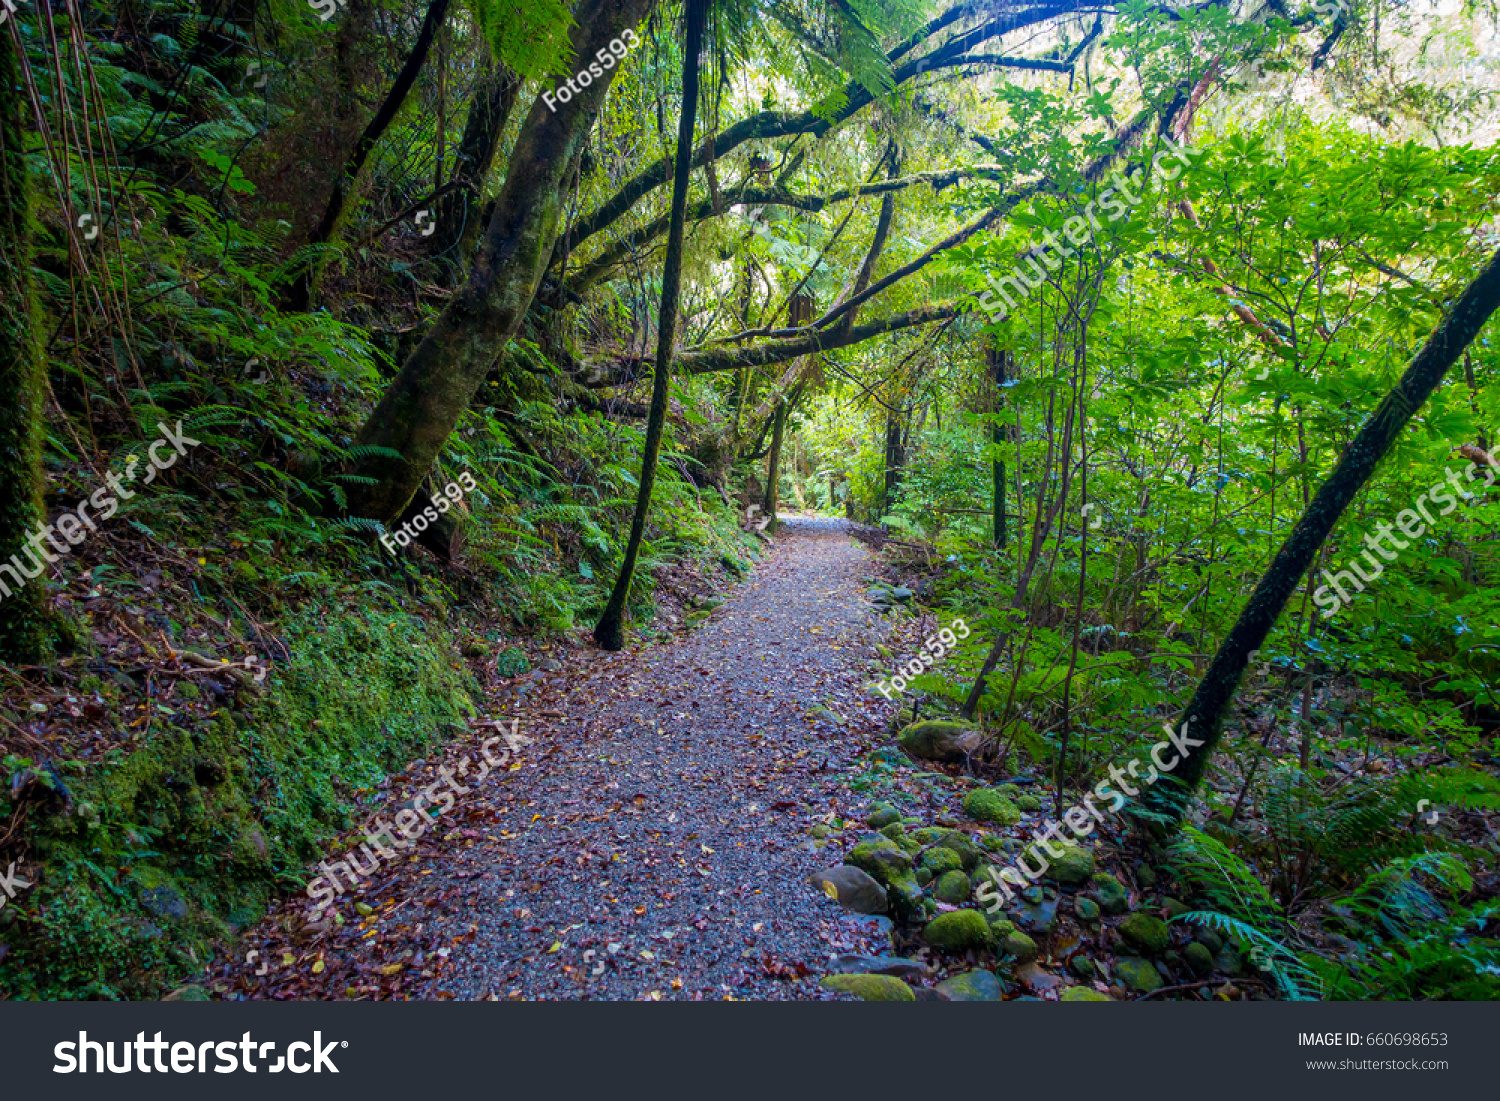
(281, 952, 295, 967)
(379, 963, 403, 975)
(548, 941, 562, 954)
(312, 960, 325, 974)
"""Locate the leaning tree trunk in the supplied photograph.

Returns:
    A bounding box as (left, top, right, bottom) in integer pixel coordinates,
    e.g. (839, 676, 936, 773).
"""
(286, 0, 453, 311)
(592, 0, 708, 651)
(1143, 244, 1500, 828)
(0, 26, 53, 661)
(347, 0, 653, 522)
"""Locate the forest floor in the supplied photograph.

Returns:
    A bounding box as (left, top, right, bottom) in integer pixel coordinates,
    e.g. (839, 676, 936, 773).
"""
(217, 514, 920, 1000)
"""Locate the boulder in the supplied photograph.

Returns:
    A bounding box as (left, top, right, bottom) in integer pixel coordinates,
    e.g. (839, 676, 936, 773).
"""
(934, 870, 971, 906)
(933, 830, 984, 872)
(1060, 985, 1113, 1001)
(961, 788, 1021, 825)
(923, 910, 992, 954)
(1089, 873, 1129, 915)
(1040, 844, 1094, 886)
(935, 969, 1005, 1002)
(1185, 941, 1215, 977)
(866, 804, 902, 828)
(846, 837, 923, 920)
(1118, 912, 1171, 956)
(919, 846, 963, 877)
(820, 974, 915, 1002)
(1115, 956, 1162, 994)
(809, 866, 888, 916)
(1002, 930, 1039, 963)
(898, 720, 982, 763)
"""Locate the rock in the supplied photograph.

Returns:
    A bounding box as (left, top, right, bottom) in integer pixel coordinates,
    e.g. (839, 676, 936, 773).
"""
(846, 837, 923, 920)
(809, 824, 831, 839)
(1135, 864, 1157, 889)
(1041, 844, 1094, 886)
(1069, 955, 1096, 980)
(866, 804, 902, 828)
(875, 644, 894, 660)
(828, 954, 927, 980)
(820, 974, 915, 1001)
(879, 821, 907, 840)
(139, 884, 188, 923)
(1163, 897, 1190, 918)
(910, 827, 948, 845)
(935, 870, 971, 905)
(1002, 930, 1039, 962)
(1115, 956, 1162, 993)
(495, 646, 530, 677)
(540, 658, 564, 672)
(461, 641, 489, 658)
(1090, 873, 1129, 915)
(1118, 913, 1171, 956)
(890, 587, 915, 603)
(1015, 793, 1042, 812)
(923, 910, 991, 953)
(961, 788, 1022, 825)
(1215, 945, 1246, 977)
(916, 867, 933, 886)
(1014, 962, 1064, 993)
(1075, 897, 1101, 922)
(895, 836, 921, 855)
(933, 830, 983, 872)
(1195, 927, 1225, 954)
(1061, 986, 1113, 1001)
(919, 846, 963, 878)
(986, 916, 1017, 938)
(810, 866, 889, 915)
(897, 720, 983, 763)
(1010, 897, 1058, 935)
(935, 969, 1006, 1001)
(1185, 941, 1215, 976)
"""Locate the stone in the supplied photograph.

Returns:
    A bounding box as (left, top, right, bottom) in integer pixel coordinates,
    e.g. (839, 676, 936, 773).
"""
(1115, 956, 1162, 994)
(923, 910, 991, 953)
(820, 974, 915, 1001)
(1215, 945, 1246, 977)
(879, 821, 906, 840)
(890, 587, 915, 603)
(1195, 927, 1225, 954)
(1010, 897, 1058, 935)
(935, 969, 1005, 1001)
(1014, 962, 1064, 993)
(910, 827, 949, 845)
(1118, 913, 1171, 956)
(1135, 864, 1157, 889)
(961, 788, 1022, 825)
(1069, 955, 1096, 980)
(809, 866, 888, 915)
(809, 824, 831, 840)
(935, 870, 971, 906)
(1090, 873, 1129, 915)
(933, 830, 984, 872)
(919, 847, 963, 876)
(1061, 986, 1113, 1001)
(540, 658, 563, 672)
(846, 837, 923, 920)
(827, 954, 927, 980)
(1015, 793, 1042, 812)
(1002, 930, 1039, 962)
(897, 720, 983, 763)
(1075, 897, 1101, 922)
(916, 868, 934, 886)
(1185, 941, 1215, 976)
(1163, 897, 1191, 918)
(866, 804, 902, 828)
(1041, 844, 1094, 886)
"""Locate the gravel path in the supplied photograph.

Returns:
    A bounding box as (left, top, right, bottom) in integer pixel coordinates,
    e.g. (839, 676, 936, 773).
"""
(408, 514, 893, 1000)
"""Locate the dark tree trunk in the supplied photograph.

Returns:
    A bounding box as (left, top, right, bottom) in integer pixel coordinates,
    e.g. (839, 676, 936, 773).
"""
(988, 344, 1010, 549)
(1142, 245, 1500, 828)
(763, 396, 787, 526)
(592, 0, 708, 651)
(430, 60, 522, 280)
(347, 0, 653, 522)
(0, 29, 53, 661)
(883, 408, 905, 512)
(286, 0, 453, 311)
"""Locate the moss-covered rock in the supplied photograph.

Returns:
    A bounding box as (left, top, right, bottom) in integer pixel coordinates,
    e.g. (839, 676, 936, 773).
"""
(935, 969, 1005, 1001)
(961, 788, 1021, 825)
(934, 829, 983, 872)
(1090, 873, 1129, 915)
(1163, 896, 1190, 918)
(495, 646, 531, 677)
(1061, 985, 1113, 1001)
(1185, 941, 1214, 976)
(866, 804, 902, 829)
(934, 870, 971, 905)
(1118, 913, 1171, 956)
(919, 846, 963, 877)
(1041, 844, 1094, 886)
(879, 821, 907, 841)
(1075, 897, 1101, 922)
(820, 973, 915, 1001)
(1115, 956, 1162, 993)
(923, 909, 992, 953)
(1002, 930, 1038, 962)
(1015, 793, 1042, 812)
(897, 720, 982, 763)
(846, 836, 922, 920)
(1069, 955, 1096, 980)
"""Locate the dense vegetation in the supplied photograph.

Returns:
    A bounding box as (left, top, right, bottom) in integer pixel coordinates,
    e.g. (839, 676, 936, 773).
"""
(0, 0, 1497, 999)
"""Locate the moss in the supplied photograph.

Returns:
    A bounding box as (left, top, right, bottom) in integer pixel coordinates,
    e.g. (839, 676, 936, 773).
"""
(1040, 844, 1094, 886)
(919, 846, 963, 877)
(924, 909, 991, 953)
(934, 870, 971, 905)
(1115, 956, 1163, 993)
(820, 973, 915, 1001)
(495, 646, 531, 676)
(961, 788, 1021, 825)
(1089, 873, 1129, 915)
(1118, 913, 1171, 956)
(1002, 930, 1038, 962)
(1061, 985, 1113, 1001)
(1, 605, 477, 999)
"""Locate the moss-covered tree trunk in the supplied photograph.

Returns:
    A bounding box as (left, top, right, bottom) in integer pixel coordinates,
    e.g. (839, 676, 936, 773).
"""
(431, 60, 521, 281)
(347, 0, 653, 522)
(0, 28, 52, 662)
(763, 396, 787, 526)
(988, 345, 1010, 549)
(592, 0, 707, 651)
(1143, 245, 1500, 828)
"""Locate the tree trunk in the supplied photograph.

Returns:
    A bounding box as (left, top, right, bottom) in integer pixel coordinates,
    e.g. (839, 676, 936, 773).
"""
(0, 28, 53, 661)
(763, 396, 787, 526)
(1142, 244, 1500, 828)
(286, 0, 453, 311)
(348, 0, 653, 522)
(592, 0, 707, 651)
(430, 60, 522, 281)
(989, 344, 1009, 549)
(883, 407, 905, 512)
